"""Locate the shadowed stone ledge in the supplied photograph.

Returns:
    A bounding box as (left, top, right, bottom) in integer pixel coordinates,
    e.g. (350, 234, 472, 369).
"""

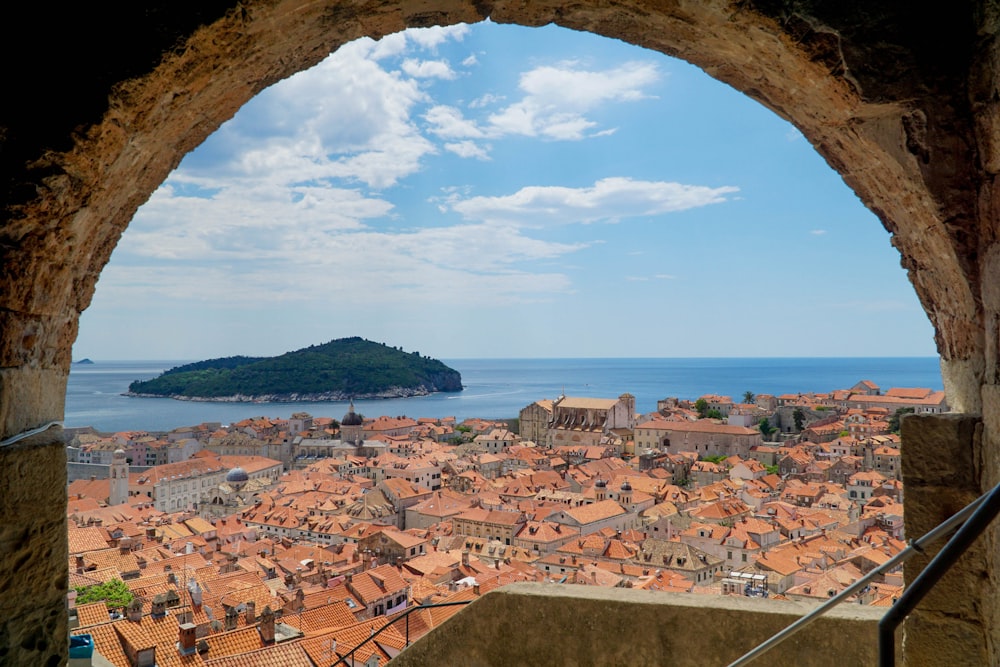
(389, 582, 893, 666)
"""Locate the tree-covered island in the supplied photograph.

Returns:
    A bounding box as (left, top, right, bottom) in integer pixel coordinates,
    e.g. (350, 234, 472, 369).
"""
(126, 337, 463, 402)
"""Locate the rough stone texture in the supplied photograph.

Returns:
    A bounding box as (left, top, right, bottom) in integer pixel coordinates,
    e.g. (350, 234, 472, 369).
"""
(3, 2, 1000, 664)
(390, 582, 896, 666)
(902, 414, 992, 666)
(0, 368, 69, 443)
(0, 434, 68, 667)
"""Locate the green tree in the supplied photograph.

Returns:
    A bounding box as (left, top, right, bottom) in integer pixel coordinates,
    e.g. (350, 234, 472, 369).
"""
(743, 391, 755, 404)
(888, 407, 915, 434)
(759, 418, 777, 440)
(793, 407, 805, 431)
(75, 579, 134, 609)
(695, 398, 709, 418)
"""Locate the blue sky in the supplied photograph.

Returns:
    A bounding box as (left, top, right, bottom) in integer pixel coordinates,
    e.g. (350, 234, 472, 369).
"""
(74, 22, 938, 360)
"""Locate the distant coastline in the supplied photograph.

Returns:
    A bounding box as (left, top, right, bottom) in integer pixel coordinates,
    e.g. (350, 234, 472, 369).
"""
(66, 357, 944, 433)
(125, 385, 450, 403)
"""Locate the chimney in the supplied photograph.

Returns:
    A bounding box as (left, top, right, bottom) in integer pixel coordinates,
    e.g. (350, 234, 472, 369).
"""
(259, 606, 276, 644)
(185, 541, 194, 555)
(178, 623, 197, 656)
(461, 550, 470, 567)
(245, 601, 256, 624)
(224, 607, 238, 631)
(190, 582, 203, 612)
(126, 599, 143, 622)
(151, 595, 167, 619)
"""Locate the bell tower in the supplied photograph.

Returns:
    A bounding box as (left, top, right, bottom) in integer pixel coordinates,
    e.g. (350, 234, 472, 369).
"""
(109, 448, 129, 506)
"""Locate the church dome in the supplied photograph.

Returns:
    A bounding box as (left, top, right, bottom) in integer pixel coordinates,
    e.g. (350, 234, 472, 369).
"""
(595, 477, 607, 488)
(341, 402, 363, 426)
(113, 448, 126, 459)
(621, 480, 632, 492)
(225, 467, 249, 484)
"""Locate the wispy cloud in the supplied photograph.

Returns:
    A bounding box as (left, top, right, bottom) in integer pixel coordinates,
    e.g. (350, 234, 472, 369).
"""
(445, 177, 738, 225)
(401, 58, 457, 79)
(486, 61, 660, 140)
(100, 29, 720, 327)
(810, 229, 827, 235)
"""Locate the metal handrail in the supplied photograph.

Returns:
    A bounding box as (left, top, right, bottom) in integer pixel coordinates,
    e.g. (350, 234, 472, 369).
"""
(728, 480, 1000, 667)
(878, 479, 1000, 665)
(330, 599, 472, 666)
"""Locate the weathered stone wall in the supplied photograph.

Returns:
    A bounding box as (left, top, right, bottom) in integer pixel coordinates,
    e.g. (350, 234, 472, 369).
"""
(0, 434, 67, 667)
(66, 462, 152, 483)
(902, 414, 990, 666)
(390, 582, 895, 666)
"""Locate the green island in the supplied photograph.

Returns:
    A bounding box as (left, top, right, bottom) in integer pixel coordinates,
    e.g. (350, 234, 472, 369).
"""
(126, 337, 463, 402)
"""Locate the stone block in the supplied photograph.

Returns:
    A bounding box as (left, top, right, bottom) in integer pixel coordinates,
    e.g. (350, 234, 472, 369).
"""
(903, 612, 989, 667)
(0, 367, 67, 439)
(901, 413, 980, 489)
(0, 435, 68, 667)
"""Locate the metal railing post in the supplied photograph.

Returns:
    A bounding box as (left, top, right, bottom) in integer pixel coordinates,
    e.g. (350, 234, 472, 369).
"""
(728, 481, 1000, 667)
(878, 480, 1000, 665)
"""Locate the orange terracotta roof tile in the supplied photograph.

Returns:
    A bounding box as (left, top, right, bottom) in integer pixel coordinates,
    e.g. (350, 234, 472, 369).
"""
(75, 601, 113, 628)
(202, 641, 313, 667)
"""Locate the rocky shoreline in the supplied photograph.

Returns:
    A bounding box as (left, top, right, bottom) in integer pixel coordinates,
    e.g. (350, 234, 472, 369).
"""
(124, 384, 454, 403)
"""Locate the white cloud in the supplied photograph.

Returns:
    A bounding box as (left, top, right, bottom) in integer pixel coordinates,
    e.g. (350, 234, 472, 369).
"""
(485, 61, 660, 140)
(655, 274, 676, 280)
(108, 209, 586, 308)
(519, 61, 659, 107)
(444, 141, 491, 160)
(446, 177, 738, 225)
(367, 33, 409, 60)
(401, 58, 457, 79)
(406, 24, 470, 49)
(424, 105, 485, 139)
(810, 229, 827, 235)
(469, 93, 503, 109)
(95, 28, 692, 332)
(462, 54, 479, 67)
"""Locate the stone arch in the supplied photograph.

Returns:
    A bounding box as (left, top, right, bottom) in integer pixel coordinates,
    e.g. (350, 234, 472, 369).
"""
(3, 2, 999, 665)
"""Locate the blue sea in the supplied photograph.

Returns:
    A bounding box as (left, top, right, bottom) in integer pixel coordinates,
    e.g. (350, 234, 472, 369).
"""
(64, 358, 943, 433)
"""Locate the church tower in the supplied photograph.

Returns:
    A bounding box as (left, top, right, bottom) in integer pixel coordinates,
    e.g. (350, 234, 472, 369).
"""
(109, 448, 129, 506)
(341, 401, 364, 446)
